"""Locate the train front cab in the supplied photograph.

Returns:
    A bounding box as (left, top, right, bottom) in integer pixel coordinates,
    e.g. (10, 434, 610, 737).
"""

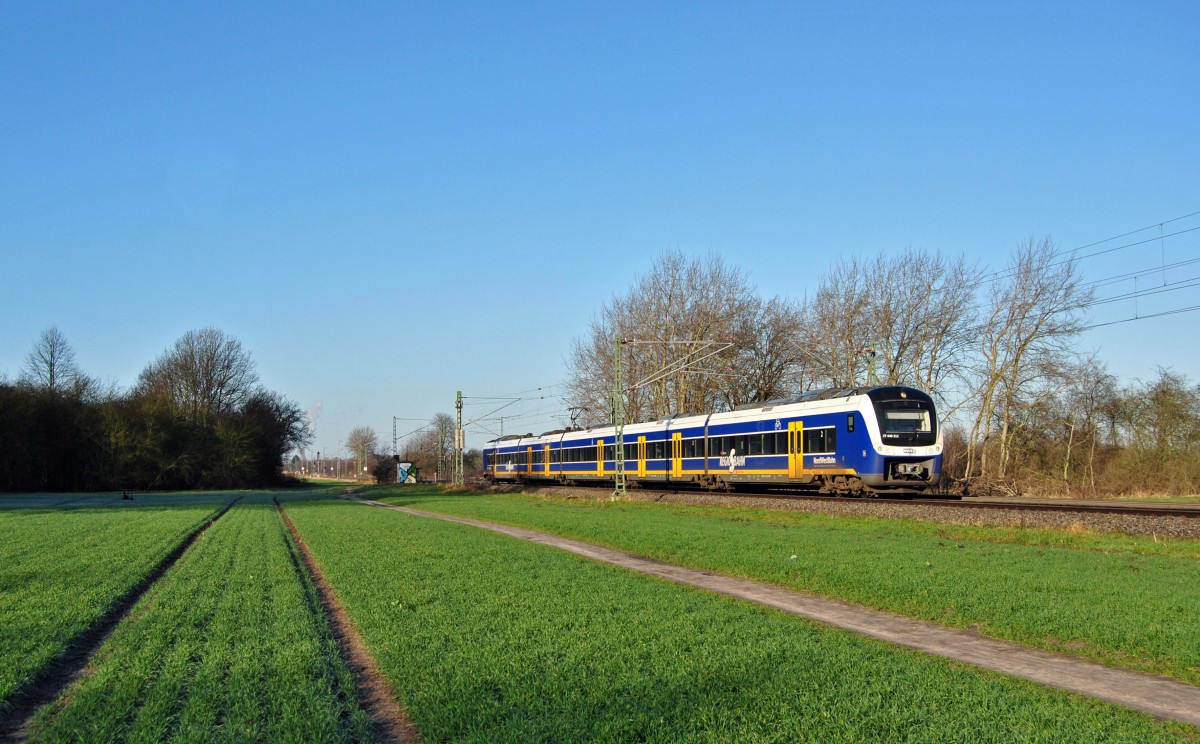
(858, 387, 942, 491)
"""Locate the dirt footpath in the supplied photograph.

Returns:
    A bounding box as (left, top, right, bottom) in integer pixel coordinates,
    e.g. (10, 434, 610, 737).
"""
(355, 497, 1200, 729)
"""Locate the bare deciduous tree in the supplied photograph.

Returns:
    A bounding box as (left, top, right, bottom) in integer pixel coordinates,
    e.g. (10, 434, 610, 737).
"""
(346, 426, 379, 479)
(1059, 355, 1117, 491)
(566, 250, 757, 423)
(21, 326, 83, 393)
(865, 249, 979, 404)
(717, 295, 805, 408)
(965, 238, 1093, 481)
(401, 413, 455, 480)
(137, 328, 259, 423)
(798, 258, 872, 389)
(800, 250, 978, 403)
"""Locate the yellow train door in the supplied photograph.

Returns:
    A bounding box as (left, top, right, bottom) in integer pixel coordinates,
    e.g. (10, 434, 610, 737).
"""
(597, 440, 605, 477)
(671, 432, 683, 479)
(637, 436, 647, 477)
(788, 421, 804, 479)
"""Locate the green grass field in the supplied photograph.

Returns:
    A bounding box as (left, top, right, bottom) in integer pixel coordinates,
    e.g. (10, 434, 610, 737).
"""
(4, 486, 1198, 741)
(0, 495, 229, 716)
(283, 494, 1196, 742)
(371, 486, 1200, 687)
(27, 495, 373, 743)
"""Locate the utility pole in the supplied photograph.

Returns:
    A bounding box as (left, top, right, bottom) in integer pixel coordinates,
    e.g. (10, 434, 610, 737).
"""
(612, 335, 627, 499)
(392, 417, 399, 484)
(453, 390, 465, 486)
(858, 345, 880, 386)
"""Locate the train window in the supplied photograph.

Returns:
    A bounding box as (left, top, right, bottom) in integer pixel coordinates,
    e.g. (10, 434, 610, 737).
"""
(683, 438, 698, 458)
(604, 444, 615, 461)
(748, 435, 762, 455)
(803, 428, 836, 454)
(872, 395, 937, 446)
(882, 408, 930, 433)
(847, 414, 855, 432)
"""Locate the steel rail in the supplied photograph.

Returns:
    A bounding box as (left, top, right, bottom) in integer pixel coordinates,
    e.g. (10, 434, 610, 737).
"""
(504, 482, 1200, 519)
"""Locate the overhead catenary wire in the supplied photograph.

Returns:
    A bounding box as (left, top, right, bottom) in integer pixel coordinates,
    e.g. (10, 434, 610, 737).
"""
(965, 210, 1200, 332)
(1084, 304, 1200, 330)
(980, 225, 1200, 287)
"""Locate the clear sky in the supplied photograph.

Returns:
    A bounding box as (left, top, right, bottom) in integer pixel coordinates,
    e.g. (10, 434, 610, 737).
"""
(2, 1, 1197, 458)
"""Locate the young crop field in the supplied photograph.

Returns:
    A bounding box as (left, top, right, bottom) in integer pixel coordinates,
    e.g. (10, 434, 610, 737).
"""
(0, 494, 230, 718)
(282, 494, 1195, 742)
(26, 495, 374, 742)
(371, 486, 1200, 688)
(5, 486, 1198, 741)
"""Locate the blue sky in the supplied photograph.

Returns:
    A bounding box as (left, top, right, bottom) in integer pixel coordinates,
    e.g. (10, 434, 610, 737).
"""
(2, 1, 1197, 456)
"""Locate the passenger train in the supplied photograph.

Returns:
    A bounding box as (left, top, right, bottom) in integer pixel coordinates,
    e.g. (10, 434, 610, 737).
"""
(482, 385, 942, 495)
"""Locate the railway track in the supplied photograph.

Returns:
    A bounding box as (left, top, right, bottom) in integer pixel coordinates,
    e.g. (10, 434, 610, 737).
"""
(770, 492, 1200, 519)
(496, 483, 1200, 539)
(509, 482, 1200, 519)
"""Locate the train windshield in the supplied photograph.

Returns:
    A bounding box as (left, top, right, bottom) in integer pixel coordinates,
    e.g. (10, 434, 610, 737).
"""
(869, 388, 938, 446)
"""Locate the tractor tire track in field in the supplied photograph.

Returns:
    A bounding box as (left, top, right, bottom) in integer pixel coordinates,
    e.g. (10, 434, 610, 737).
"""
(0, 497, 243, 743)
(355, 497, 1200, 730)
(275, 501, 422, 744)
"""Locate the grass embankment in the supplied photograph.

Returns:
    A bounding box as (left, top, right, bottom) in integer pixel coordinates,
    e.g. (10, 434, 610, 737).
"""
(0, 495, 229, 716)
(285, 494, 1195, 742)
(27, 495, 373, 742)
(373, 486, 1200, 687)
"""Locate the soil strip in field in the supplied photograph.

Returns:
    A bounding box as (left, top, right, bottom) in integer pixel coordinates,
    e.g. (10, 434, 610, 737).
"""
(276, 502, 422, 744)
(0, 497, 243, 743)
(354, 497, 1200, 729)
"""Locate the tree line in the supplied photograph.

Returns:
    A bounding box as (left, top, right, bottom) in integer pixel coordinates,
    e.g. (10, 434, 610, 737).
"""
(565, 243, 1200, 495)
(0, 327, 311, 492)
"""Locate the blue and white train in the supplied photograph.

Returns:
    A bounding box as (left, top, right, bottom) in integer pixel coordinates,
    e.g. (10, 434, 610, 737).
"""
(482, 385, 943, 495)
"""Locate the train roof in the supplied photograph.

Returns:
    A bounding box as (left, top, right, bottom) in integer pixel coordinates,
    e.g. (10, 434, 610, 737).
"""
(730, 385, 932, 413)
(484, 386, 935, 447)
